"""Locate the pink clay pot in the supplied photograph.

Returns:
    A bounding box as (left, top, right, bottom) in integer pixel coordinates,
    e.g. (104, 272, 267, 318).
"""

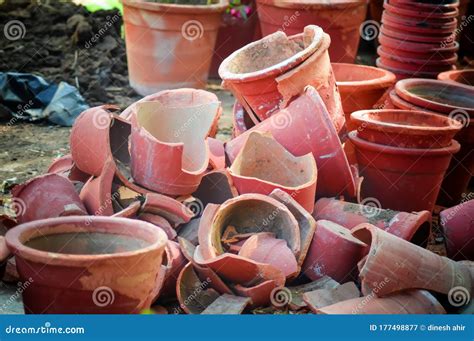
(256, 0, 368, 63)
(47, 154, 90, 183)
(438, 69, 474, 86)
(6, 216, 168, 314)
(229, 131, 317, 213)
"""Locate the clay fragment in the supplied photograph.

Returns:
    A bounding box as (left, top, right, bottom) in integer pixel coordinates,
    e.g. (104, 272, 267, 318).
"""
(139, 213, 177, 241)
(303, 282, 361, 312)
(192, 170, 238, 208)
(141, 193, 194, 227)
(177, 218, 200, 245)
(287, 276, 340, 311)
(201, 294, 251, 314)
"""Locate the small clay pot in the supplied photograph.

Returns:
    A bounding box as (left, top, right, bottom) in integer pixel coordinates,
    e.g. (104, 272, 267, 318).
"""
(376, 58, 450, 80)
(383, 1, 459, 20)
(351, 109, 462, 148)
(378, 46, 457, 66)
(438, 69, 474, 86)
(5, 216, 168, 314)
(382, 11, 458, 34)
(379, 44, 457, 60)
(380, 25, 454, 44)
(378, 34, 459, 53)
(388, 0, 460, 12)
(349, 131, 460, 212)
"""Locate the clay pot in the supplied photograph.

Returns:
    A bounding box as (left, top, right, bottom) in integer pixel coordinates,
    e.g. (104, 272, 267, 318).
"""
(12, 173, 87, 223)
(440, 199, 474, 261)
(47, 154, 90, 183)
(256, 0, 368, 63)
(438, 69, 474, 86)
(5, 216, 168, 314)
(388, 0, 459, 12)
(351, 109, 462, 148)
(229, 131, 317, 213)
(380, 25, 455, 44)
(382, 11, 458, 35)
(332, 63, 396, 131)
(379, 33, 459, 53)
(352, 223, 472, 297)
(383, 1, 459, 20)
(317, 290, 446, 314)
(122, 0, 227, 95)
(159, 241, 186, 298)
(129, 89, 221, 195)
(376, 58, 453, 80)
(349, 131, 460, 212)
(313, 197, 432, 247)
(226, 86, 357, 199)
(141, 193, 194, 227)
(302, 220, 367, 283)
(232, 100, 255, 137)
(303, 282, 361, 312)
(378, 43, 457, 61)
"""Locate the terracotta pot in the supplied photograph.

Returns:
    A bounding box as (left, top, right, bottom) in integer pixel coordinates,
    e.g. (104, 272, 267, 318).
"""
(332, 63, 396, 131)
(351, 223, 472, 297)
(380, 25, 455, 44)
(388, 0, 460, 12)
(159, 241, 186, 298)
(313, 197, 432, 247)
(12, 174, 87, 223)
(256, 0, 368, 63)
(378, 43, 457, 60)
(226, 86, 357, 199)
(232, 100, 255, 137)
(122, 0, 227, 95)
(438, 69, 474, 86)
(317, 290, 446, 314)
(47, 154, 90, 183)
(207, 137, 225, 170)
(376, 58, 453, 80)
(349, 131, 460, 212)
(440, 199, 474, 261)
(369, 0, 384, 22)
(130, 89, 221, 195)
(378, 46, 457, 66)
(141, 193, 194, 227)
(351, 109, 462, 148)
(379, 57, 455, 74)
(229, 131, 317, 213)
(382, 11, 458, 34)
(384, 1, 459, 20)
(302, 220, 367, 283)
(378, 33, 459, 52)
(5, 216, 168, 314)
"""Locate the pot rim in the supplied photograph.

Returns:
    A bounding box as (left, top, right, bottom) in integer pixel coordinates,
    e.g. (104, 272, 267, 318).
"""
(348, 131, 461, 155)
(382, 10, 458, 28)
(438, 69, 474, 83)
(5, 216, 168, 266)
(256, 0, 369, 9)
(332, 63, 396, 89)
(383, 2, 459, 18)
(376, 58, 448, 77)
(377, 46, 457, 65)
(122, 0, 229, 13)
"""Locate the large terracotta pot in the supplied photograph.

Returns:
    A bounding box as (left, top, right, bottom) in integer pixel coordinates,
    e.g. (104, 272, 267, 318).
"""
(5, 216, 168, 314)
(256, 0, 368, 63)
(122, 0, 228, 95)
(438, 69, 474, 86)
(349, 131, 460, 212)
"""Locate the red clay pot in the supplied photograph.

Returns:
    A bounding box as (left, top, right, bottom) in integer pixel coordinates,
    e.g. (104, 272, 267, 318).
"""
(232, 100, 255, 137)
(256, 0, 368, 63)
(12, 173, 87, 223)
(332, 63, 396, 131)
(122, 0, 227, 95)
(383, 1, 459, 20)
(378, 43, 457, 61)
(440, 199, 474, 261)
(5, 216, 168, 314)
(226, 86, 357, 199)
(389, 0, 460, 12)
(302, 220, 367, 283)
(351, 109, 462, 148)
(141, 193, 194, 227)
(379, 57, 455, 74)
(47, 154, 90, 183)
(438, 69, 474, 86)
(378, 33, 459, 52)
(159, 241, 186, 298)
(378, 46, 457, 66)
(349, 131, 460, 212)
(380, 25, 454, 44)
(313, 197, 432, 247)
(376, 58, 451, 80)
(229, 131, 317, 213)
(382, 11, 458, 34)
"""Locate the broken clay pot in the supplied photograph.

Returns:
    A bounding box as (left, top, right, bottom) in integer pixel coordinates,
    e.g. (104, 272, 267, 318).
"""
(5, 216, 168, 314)
(47, 154, 90, 183)
(141, 193, 194, 227)
(313, 198, 432, 247)
(303, 282, 361, 312)
(12, 173, 87, 223)
(159, 241, 187, 298)
(232, 100, 255, 138)
(229, 131, 317, 213)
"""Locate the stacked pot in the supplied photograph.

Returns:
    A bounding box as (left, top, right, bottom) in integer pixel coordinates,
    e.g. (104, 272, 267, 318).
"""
(377, 0, 460, 79)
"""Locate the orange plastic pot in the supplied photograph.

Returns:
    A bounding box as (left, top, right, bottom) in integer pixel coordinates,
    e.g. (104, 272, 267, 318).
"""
(122, 0, 228, 95)
(438, 69, 474, 86)
(349, 131, 460, 212)
(256, 0, 368, 63)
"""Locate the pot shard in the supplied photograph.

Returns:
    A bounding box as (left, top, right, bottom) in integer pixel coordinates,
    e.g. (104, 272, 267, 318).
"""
(141, 193, 194, 227)
(201, 294, 251, 314)
(352, 223, 473, 297)
(303, 282, 361, 312)
(130, 92, 221, 195)
(159, 241, 187, 298)
(229, 131, 317, 213)
(192, 170, 238, 208)
(440, 199, 474, 261)
(302, 220, 367, 283)
(313, 198, 432, 247)
(12, 173, 87, 223)
(286, 277, 340, 311)
(226, 86, 356, 199)
(5, 216, 168, 314)
(317, 290, 446, 314)
(47, 154, 90, 183)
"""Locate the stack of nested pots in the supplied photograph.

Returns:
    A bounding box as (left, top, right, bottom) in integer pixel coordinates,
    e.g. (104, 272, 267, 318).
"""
(377, 0, 460, 79)
(348, 108, 463, 213)
(386, 79, 474, 207)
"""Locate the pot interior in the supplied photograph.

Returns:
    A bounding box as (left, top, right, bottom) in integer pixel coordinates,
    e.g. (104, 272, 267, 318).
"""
(333, 64, 387, 82)
(449, 71, 474, 86)
(359, 110, 454, 128)
(407, 84, 474, 108)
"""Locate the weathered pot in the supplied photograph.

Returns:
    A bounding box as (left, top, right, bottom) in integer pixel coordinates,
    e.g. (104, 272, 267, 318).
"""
(159, 241, 186, 298)
(122, 0, 227, 95)
(440, 199, 474, 261)
(352, 223, 473, 297)
(5, 216, 168, 314)
(349, 131, 460, 212)
(313, 197, 432, 247)
(351, 109, 462, 148)
(229, 131, 317, 213)
(12, 173, 87, 223)
(438, 69, 474, 86)
(141, 193, 194, 227)
(302, 220, 367, 283)
(226, 86, 357, 199)
(256, 0, 368, 63)
(130, 89, 221, 195)
(332, 63, 396, 131)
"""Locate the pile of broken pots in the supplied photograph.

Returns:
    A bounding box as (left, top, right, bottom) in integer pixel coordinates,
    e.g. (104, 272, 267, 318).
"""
(1, 25, 473, 315)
